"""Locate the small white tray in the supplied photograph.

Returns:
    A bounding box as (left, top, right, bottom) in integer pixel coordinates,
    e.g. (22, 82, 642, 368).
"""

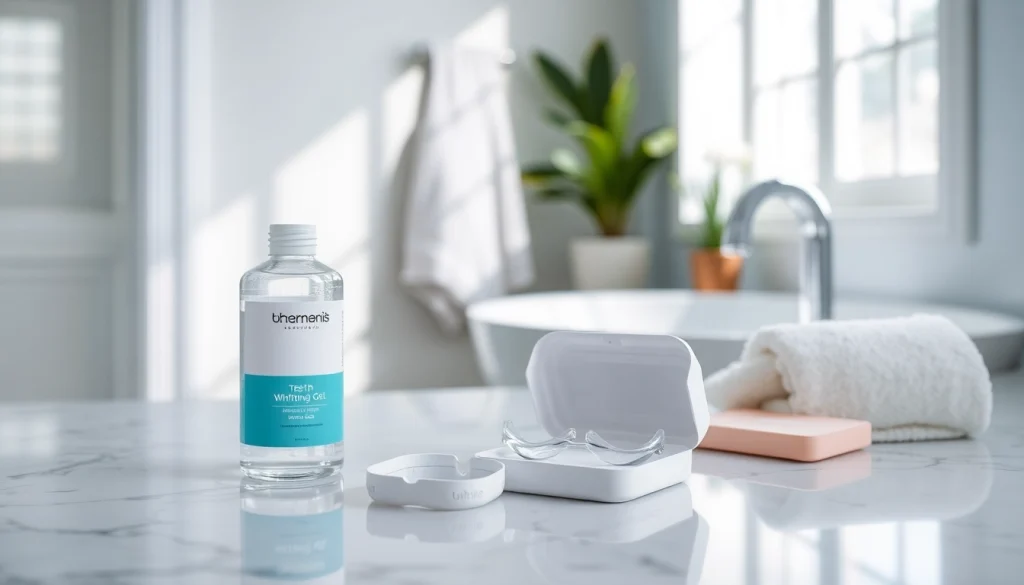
(366, 453, 504, 510)
(477, 331, 709, 503)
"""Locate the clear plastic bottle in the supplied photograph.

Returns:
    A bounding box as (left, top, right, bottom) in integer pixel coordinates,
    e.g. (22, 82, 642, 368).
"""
(240, 224, 344, 486)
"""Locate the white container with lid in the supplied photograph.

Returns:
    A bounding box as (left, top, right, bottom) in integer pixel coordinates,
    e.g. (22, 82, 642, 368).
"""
(476, 331, 710, 503)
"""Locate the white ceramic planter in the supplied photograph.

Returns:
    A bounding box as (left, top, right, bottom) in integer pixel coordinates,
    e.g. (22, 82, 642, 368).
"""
(570, 236, 650, 290)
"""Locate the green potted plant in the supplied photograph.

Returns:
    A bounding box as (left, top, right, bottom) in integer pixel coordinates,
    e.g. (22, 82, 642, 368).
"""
(689, 167, 743, 290)
(521, 39, 677, 289)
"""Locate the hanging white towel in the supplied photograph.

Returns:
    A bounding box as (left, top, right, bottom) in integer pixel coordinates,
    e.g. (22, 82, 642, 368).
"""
(704, 315, 993, 442)
(400, 43, 534, 334)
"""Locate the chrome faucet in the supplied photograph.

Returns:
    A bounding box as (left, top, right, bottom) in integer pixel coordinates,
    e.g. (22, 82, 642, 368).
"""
(722, 179, 834, 322)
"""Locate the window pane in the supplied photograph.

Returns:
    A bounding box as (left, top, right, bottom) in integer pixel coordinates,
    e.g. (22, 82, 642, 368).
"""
(899, 0, 937, 39)
(898, 40, 938, 175)
(753, 87, 780, 181)
(680, 1, 743, 222)
(836, 53, 895, 181)
(681, 13, 743, 180)
(682, 0, 741, 52)
(835, 0, 895, 59)
(754, 0, 817, 86)
(0, 17, 62, 163)
(753, 78, 817, 183)
(781, 79, 818, 183)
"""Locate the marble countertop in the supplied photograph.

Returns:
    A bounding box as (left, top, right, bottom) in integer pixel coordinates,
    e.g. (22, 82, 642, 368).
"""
(2, 375, 1024, 585)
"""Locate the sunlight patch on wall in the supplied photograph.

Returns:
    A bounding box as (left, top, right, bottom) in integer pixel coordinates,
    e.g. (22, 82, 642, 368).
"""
(455, 4, 510, 53)
(146, 258, 176, 402)
(274, 109, 371, 394)
(188, 195, 256, 399)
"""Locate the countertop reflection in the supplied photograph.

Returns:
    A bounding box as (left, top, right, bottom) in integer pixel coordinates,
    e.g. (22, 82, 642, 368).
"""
(1, 374, 1023, 584)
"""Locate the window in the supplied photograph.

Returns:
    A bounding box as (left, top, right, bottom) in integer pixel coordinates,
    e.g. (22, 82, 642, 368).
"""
(0, 16, 62, 163)
(679, 0, 975, 232)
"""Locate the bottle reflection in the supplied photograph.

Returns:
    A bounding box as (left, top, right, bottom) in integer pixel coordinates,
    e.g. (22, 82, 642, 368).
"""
(240, 479, 344, 583)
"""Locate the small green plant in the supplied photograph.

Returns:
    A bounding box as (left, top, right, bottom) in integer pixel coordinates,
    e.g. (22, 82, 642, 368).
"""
(698, 168, 725, 249)
(521, 39, 678, 237)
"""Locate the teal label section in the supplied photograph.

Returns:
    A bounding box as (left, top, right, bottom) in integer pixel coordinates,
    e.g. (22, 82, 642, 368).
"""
(242, 373, 343, 447)
(242, 509, 343, 580)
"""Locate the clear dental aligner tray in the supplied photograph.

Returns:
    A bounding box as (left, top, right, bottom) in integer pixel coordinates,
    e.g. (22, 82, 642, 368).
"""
(501, 420, 665, 465)
(477, 331, 710, 503)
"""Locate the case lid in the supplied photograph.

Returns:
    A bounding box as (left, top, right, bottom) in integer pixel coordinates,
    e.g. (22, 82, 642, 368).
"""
(526, 331, 710, 450)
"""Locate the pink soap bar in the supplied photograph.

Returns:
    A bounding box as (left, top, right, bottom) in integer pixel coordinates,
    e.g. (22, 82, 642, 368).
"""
(698, 409, 872, 462)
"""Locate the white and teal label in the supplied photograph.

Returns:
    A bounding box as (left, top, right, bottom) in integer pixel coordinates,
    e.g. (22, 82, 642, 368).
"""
(242, 373, 343, 447)
(241, 300, 343, 448)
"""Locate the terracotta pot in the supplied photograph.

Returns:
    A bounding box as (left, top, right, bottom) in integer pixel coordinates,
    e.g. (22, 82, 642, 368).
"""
(570, 236, 650, 290)
(690, 249, 743, 291)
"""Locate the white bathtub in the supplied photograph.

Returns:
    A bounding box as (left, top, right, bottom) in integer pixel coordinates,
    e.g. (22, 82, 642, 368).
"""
(467, 290, 1024, 386)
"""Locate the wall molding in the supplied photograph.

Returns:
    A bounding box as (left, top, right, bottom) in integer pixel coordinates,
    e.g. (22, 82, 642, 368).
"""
(138, 0, 182, 401)
(137, 0, 213, 401)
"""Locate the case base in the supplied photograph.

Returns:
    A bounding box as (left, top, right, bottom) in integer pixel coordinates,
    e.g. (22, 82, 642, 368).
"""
(476, 446, 692, 503)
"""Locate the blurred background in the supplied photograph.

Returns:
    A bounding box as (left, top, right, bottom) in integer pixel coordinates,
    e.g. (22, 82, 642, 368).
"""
(1, 0, 1020, 402)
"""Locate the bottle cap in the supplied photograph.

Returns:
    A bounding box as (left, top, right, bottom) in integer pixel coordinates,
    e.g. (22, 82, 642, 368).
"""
(269, 224, 316, 256)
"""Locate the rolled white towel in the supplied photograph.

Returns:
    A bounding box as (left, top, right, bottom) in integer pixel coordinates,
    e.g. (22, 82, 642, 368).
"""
(704, 315, 992, 442)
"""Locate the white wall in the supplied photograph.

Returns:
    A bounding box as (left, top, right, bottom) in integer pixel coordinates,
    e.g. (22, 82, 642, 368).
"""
(188, 0, 648, 397)
(663, 0, 1024, 320)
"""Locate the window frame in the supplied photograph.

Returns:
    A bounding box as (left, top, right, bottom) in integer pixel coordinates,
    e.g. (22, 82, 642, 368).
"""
(678, 0, 977, 242)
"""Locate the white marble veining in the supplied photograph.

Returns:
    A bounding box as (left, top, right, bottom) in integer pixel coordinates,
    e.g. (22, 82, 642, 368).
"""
(2, 376, 1024, 584)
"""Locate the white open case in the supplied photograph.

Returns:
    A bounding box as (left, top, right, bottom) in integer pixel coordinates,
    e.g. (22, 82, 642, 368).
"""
(476, 331, 710, 503)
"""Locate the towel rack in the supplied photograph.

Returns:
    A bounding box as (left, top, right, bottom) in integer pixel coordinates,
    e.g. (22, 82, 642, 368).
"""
(408, 43, 516, 68)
